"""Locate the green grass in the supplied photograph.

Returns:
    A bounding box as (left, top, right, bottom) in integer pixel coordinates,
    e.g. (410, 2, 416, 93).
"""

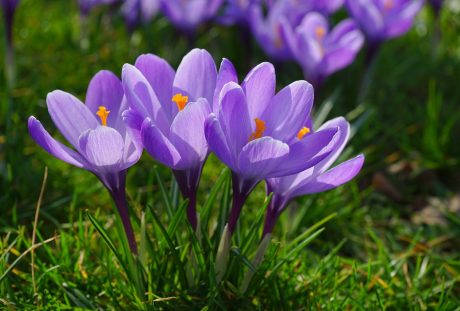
(1, 0, 460, 309)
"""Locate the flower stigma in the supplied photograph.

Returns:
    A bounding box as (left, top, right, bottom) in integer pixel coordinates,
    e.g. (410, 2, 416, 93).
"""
(297, 126, 311, 140)
(172, 93, 189, 111)
(249, 118, 266, 141)
(96, 106, 110, 126)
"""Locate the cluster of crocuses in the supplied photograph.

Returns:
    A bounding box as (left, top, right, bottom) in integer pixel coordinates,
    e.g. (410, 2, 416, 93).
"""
(28, 48, 364, 282)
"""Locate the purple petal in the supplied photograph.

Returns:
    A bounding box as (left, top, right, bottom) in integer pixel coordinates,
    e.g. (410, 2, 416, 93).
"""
(346, 0, 384, 40)
(173, 48, 217, 105)
(218, 82, 252, 161)
(241, 62, 276, 119)
(238, 137, 289, 179)
(205, 114, 237, 170)
(262, 80, 314, 142)
(169, 98, 211, 169)
(134, 54, 176, 119)
(47, 90, 98, 149)
(140, 118, 181, 168)
(122, 64, 170, 134)
(28, 116, 86, 168)
(293, 154, 364, 195)
(79, 126, 124, 171)
(213, 58, 238, 113)
(85, 70, 125, 129)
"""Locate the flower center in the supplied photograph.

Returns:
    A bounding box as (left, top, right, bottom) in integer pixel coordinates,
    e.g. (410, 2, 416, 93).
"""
(315, 26, 326, 40)
(297, 126, 311, 140)
(249, 118, 266, 141)
(96, 106, 110, 126)
(172, 93, 189, 111)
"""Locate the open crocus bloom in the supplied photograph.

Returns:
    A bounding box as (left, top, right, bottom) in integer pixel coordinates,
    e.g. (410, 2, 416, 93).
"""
(345, 0, 424, 46)
(206, 59, 339, 234)
(306, 0, 344, 15)
(263, 117, 364, 236)
(122, 49, 217, 230)
(161, 0, 223, 36)
(28, 70, 142, 254)
(122, 0, 159, 32)
(220, 0, 259, 26)
(288, 12, 364, 88)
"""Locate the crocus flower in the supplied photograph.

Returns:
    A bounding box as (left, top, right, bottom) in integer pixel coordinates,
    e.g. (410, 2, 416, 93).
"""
(220, 0, 260, 26)
(206, 59, 338, 280)
(307, 0, 344, 15)
(28, 70, 142, 254)
(345, 0, 424, 48)
(160, 0, 224, 38)
(121, 49, 217, 231)
(241, 116, 363, 292)
(122, 0, 159, 32)
(263, 117, 364, 236)
(78, 0, 118, 16)
(288, 12, 364, 88)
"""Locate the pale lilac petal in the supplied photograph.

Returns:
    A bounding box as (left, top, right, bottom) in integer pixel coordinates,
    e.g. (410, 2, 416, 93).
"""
(205, 114, 236, 170)
(346, 0, 384, 39)
(28, 117, 86, 168)
(173, 48, 217, 105)
(134, 54, 175, 119)
(241, 62, 276, 119)
(292, 155, 364, 195)
(169, 98, 211, 168)
(213, 58, 238, 113)
(238, 137, 289, 179)
(47, 90, 99, 149)
(218, 82, 252, 160)
(122, 64, 170, 134)
(140, 118, 182, 168)
(262, 80, 314, 142)
(79, 126, 124, 171)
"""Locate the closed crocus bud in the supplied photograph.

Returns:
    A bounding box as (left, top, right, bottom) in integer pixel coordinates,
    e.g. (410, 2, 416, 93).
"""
(28, 71, 143, 254)
(122, 49, 217, 232)
(288, 12, 364, 88)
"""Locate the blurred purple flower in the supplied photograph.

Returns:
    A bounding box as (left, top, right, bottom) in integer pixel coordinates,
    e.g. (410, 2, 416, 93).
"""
(1, 0, 20, 46)
(206, 59, 338, 235)
(122, 49, 217, 230)
(345, 0, 424, 46)
(78, 0, 118, 16)
(263, 117, 364, 236)
(287, 12, 364, 88)
(220, 0, 260, 26)
(28, 71, 142, 254)
(122, 0, 159, 32)
(307, 0, 344, 15)
(160, 0, 223, 37)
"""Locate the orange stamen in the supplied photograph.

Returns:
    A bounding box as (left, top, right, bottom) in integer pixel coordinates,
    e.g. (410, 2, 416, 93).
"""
(249, 118, 266, 141)
(315, 26, 326, 40)
(384, 0, 394, 10)
(96, 106, 110, 126)
(297, 127, 311, 140)
(172, 93, 189, 111)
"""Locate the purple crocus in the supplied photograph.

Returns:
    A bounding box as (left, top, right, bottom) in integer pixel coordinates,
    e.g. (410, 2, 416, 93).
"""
(287, 12, 364, 88)
(160, 0, 223, 39)
(122, 0, 159, 32)
(305, 0, 344, 15)
(207, 59, 338, 235)
(220, 0, 259, 26)
(121, 49, 217, 231)
(345, 0, 424, 48)
(28, 70, 142, 254)
(207, 59, 339, 280)
(263, 117, 364, 236)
